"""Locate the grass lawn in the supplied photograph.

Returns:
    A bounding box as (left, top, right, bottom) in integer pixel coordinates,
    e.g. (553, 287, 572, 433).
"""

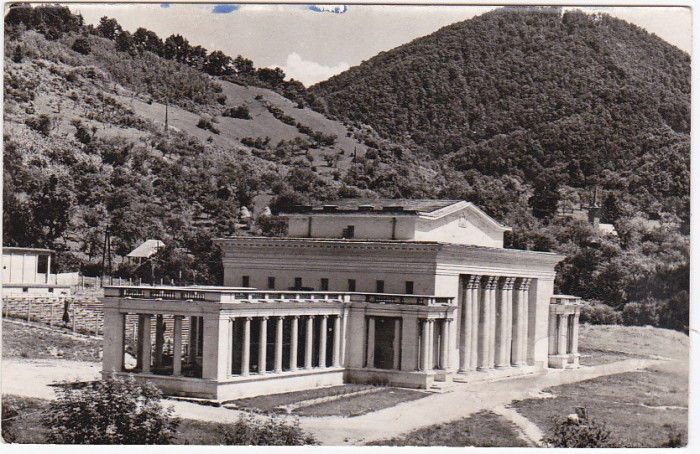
(511, 362, 688, 447)
(2, 319, 102, 361)
(578, 323, 688, 360)
(228, 384, 375, 413)
(367, 410, 529, 447)
(294, 387, 429, 417)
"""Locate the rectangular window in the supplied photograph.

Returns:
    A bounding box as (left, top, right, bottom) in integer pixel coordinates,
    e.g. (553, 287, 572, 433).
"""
(376, 280, 385, 293)
(343, 225, 355, 239)
(405, 281, 414, 294)
(242, 276, 250, 287)
(267, 277, 275, 289)
(22, 287, 28, 293)
(321, 278, 329, 291)
(294, 277, 303, 290)
(348, 279, 356, 292)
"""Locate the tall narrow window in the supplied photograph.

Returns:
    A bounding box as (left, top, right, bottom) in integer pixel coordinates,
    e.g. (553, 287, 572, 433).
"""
(405, 281, 414, 294)
(321, 278, 329, 291)
(294, 277, 303, 290)
(242, 276, 250, 287)
(376, 280, 385, 293)
(267, 277, 276, 289)
(348, 279, 356, 292)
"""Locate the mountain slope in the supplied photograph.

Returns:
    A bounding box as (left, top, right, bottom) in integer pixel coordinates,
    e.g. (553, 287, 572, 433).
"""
(309, 8, 690, 221)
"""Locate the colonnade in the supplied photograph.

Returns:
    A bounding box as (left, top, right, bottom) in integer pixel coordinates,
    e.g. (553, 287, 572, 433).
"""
(419, 318, 451, 371)
(229, 314, 343, 376)
(548, 298, 581, 368)
(458, 275, 532, 373)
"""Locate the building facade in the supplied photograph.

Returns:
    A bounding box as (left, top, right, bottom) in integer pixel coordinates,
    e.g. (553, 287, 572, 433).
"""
(2, 247, 70, 295)
(102, 200, 581, 401)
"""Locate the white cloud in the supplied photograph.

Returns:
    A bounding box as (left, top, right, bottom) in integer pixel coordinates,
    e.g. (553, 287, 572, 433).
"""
(278, 52, 350, 86)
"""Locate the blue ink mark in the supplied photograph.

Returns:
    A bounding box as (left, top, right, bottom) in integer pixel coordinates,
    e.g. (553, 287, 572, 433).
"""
(212, 4, 239, 14)
(160, 3, 169, 8)
(309, 5, 347, 14)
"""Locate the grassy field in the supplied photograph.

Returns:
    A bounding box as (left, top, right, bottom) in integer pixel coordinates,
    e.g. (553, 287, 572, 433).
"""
(367, 410, 529, 447)
(2, 319, 102, 361)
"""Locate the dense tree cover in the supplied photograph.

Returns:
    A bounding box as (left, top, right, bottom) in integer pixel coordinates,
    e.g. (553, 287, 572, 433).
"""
(310, 8, 690, 225)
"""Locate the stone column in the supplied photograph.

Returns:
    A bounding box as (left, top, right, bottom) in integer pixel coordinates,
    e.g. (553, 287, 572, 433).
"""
(366, 317, 376, 368)
(259, 316, 268, 373)
(421, 319, 431, 371)
(496, 278, 515, 368)
(290, 316, 299, 371)
(173, 315, 183, 376)
(557, 314, 568, 357)
(140, 314, 152, 373)
(188, 316, 197, 365)
(305, 316, 314, 369)
(242, 317, 251, 376)
(392, 318, 402, 370)
(511, 279, 524, 366)
(275, 316, 284, 373)
(227, 318, 234, 375)
(459, 275, 479, 372)
(154, 314, 164, 369)
(340, 309, 349, 366)
(477, 279, 489, 371)
(504, 278, 515, 365)
(469, 277, 481, 371)
(570, 312, 580, 367)
(319, 315, 328, 368)
(46, 253, 51, 284)
(332, 315, 341, 367)
(441, 319, 451, 370)
(487, 278, 498, 369)
(548, 309, 558, 356)
(518, 278, 532, 365)
(102, 309, 125, 374)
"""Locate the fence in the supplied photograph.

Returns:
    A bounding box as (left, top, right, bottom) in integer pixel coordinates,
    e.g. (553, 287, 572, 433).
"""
(1, 296, 193, 354)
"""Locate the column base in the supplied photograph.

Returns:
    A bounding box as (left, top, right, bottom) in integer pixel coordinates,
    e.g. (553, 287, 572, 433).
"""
(548, 354, 569, 369)
(494, 364, 510, 370)
(568, 353, 580, 368)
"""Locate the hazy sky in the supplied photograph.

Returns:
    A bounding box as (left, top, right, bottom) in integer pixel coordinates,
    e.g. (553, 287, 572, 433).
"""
(67, 3, 692, 86)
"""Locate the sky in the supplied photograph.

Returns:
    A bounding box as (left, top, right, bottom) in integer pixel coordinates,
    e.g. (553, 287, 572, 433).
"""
(66, 3, 692, 87)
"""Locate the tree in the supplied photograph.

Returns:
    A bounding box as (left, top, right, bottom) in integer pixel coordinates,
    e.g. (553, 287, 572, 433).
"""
(233, 55, 255, 77)
(133, 27, 163, 56)
(163, 34, 190, 63)
(543, 415, 619, 448)
(204, 50, 233, 76)
(529, 174, 561, 220)
(115, 31, 137, 55)
(256, 67, 286, 87)
(221, 413, 317, 445)
(96, 16, 122, 40)
(44, 374, 180, 444)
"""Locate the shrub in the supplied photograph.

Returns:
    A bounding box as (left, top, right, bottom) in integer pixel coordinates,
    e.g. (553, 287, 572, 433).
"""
(221, 413, 317, 446)
(621, 301, 660, 326)
(196, 117, 219, 134)
(543, 416, 619, 448)
(12, 44, 23, 63)
(25, 114, 54, 136)
(71, 37, 91, 55)
(579, 302, 622, 325)
(222, 105, 251, 120)
(43, 374, 179, 444)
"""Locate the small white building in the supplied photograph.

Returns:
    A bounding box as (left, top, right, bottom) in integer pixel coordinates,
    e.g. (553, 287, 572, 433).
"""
(2, 247, 70, 295)
(127, 240, 164, 265)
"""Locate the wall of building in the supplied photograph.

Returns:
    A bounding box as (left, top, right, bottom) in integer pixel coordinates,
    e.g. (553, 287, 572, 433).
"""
(414, 210, 504, 248)
(3, 252, 41, 284)
(222, 240, 440, 296)
(287, 214, 415, 240)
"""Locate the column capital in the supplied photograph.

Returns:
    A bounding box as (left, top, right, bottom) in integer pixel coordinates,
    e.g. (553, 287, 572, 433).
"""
(261, 316, 269, 321)
(308, 315, 315, 319)
(499, 277, 516, 290)
(515, 277, 532, 291)
(278, 315, 285, 320)
(322, 314, 329, 319)
(292, 315, 300, 320)
(245, 316, 253, 321)
(465, 275, 481, 289)
(482, 276, 499, 290)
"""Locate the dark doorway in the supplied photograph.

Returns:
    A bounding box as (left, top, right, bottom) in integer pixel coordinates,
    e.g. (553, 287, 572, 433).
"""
(374, 317, 399, 370)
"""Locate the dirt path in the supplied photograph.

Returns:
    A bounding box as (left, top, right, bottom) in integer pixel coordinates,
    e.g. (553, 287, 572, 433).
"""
(1, 357, 665, 445)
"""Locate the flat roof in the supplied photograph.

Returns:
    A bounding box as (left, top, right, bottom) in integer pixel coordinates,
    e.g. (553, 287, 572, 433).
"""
(283, 199, 462, 215)
(3, 247, 54, 254)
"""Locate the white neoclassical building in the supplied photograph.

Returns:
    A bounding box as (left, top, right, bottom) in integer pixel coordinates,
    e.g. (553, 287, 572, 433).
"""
(102, 199, 581, 401)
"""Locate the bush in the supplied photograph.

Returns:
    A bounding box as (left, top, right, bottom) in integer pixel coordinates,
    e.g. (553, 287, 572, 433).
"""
(579, 302, 622, 325)
(621, 301, 660, 326)
(71, 37, 91, 55)
(25, 114, 54, 136)
(222, 105, 251, 119)
(221, 413, 317, 446)
(43, 374, 179, 444)
(543, 416, 619, 448)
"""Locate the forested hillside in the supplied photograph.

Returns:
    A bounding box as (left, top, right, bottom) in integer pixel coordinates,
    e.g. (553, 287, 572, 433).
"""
(310, 7, 690, 227)
(3, 6, 689, 333)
